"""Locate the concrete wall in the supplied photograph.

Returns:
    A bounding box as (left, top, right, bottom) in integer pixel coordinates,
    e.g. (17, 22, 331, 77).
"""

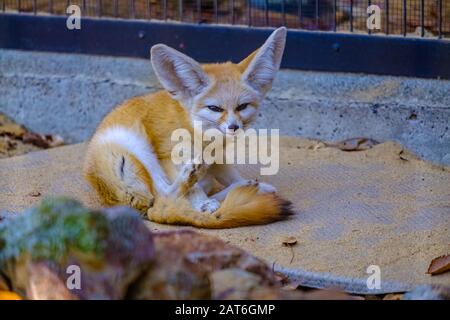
(1, 49, 449, 165)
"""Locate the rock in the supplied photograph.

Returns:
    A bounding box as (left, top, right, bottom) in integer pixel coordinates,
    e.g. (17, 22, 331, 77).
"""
(403, 284, 450, 300)
(211, 268, 263, 299)
(129, 230, 277, 299)
(209, 268, 304, 299)
(26, 262, 78, 300)
(127, 230, 279, 300)
(128, 230, 356, 300)
(0, 197, 155, 299)
(0, 201, 359, 300)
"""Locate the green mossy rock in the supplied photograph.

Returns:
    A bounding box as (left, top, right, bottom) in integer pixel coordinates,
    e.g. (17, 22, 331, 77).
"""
(0, 197, 155, 299)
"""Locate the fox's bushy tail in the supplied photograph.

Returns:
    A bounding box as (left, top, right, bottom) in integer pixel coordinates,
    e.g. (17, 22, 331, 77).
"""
(147, 185, 294, 228)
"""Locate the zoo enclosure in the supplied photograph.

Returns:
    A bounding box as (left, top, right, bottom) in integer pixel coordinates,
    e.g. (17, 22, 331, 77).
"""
(0, 1, 449, 78)
(2, 0, 450, 37)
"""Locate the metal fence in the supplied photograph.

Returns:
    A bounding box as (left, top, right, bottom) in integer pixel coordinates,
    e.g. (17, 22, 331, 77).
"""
(1, 0, 449, 39)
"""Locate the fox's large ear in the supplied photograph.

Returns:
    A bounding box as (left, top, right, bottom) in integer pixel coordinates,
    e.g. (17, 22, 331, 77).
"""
(238, 27, 286, 95)
(151, 44, 210, 101)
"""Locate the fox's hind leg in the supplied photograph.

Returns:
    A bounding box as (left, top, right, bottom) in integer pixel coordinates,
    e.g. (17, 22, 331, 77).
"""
(84, 143, 155, 213)
(209, 164, 277, 200)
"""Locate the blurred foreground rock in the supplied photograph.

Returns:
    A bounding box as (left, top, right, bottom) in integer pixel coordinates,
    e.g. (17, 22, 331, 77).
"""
(129, 230, 296, 300)
(0, 198, 359, 300)
(0, 198, 155, 299)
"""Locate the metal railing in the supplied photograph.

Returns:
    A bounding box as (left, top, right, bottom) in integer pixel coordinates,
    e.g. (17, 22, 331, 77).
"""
(1, 0, 449, 38)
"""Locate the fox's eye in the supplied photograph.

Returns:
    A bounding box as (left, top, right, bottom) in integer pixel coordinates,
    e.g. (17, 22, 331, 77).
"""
(207, 105, 224, 112)
(236, 103, 249, 111)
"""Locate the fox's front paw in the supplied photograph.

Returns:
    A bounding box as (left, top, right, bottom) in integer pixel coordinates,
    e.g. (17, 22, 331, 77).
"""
(180, 159, 207, 187)
(257, 182, 277, 194)
(198, 199, 221, 213)
(243, 179, 259, 187)
(240, 180, 276, 194)
(126, 192, 154, 214)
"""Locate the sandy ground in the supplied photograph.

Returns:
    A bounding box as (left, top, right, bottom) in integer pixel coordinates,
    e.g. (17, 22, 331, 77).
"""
(1, 136, 449, 294)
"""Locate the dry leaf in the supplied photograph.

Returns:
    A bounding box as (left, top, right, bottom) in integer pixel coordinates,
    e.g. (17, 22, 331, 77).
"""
(281, 237, 298, 264)
(22, 132, 64, 149)
(327, 137, 379, 152)
(282, 236, 297, 246)
(427, 254, 450, 275)
(308, 142, 326, 151)
(399, 149, 409, 161)
(0, 113, 27, 138)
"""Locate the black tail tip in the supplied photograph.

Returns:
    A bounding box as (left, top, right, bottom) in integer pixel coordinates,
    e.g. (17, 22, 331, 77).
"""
(278, 197, 296, 218)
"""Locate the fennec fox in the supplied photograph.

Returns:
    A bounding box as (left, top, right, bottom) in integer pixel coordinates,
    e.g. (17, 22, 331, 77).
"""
(84, 27, 293, 228)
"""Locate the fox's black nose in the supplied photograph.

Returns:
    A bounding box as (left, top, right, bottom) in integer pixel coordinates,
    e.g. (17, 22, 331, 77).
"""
(228, 124, 239, 131)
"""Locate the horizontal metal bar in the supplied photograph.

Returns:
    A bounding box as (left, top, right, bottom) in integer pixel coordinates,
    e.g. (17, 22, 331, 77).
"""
(0, 13, 449, 80)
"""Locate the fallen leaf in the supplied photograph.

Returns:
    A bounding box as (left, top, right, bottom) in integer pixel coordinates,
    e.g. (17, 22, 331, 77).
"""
(399, 149, 409, 161)
(28, 191, 41, 197)
(327, 137, 379, 152)
(0, 113, 27, 138)
(281, 237, 298, 264)
(427, 254, 450, 275)
(282, 236, 298, 246)
(0, 113, 64, 159)
(308, 142, 326, 151)
(22, 132, 64, 149)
